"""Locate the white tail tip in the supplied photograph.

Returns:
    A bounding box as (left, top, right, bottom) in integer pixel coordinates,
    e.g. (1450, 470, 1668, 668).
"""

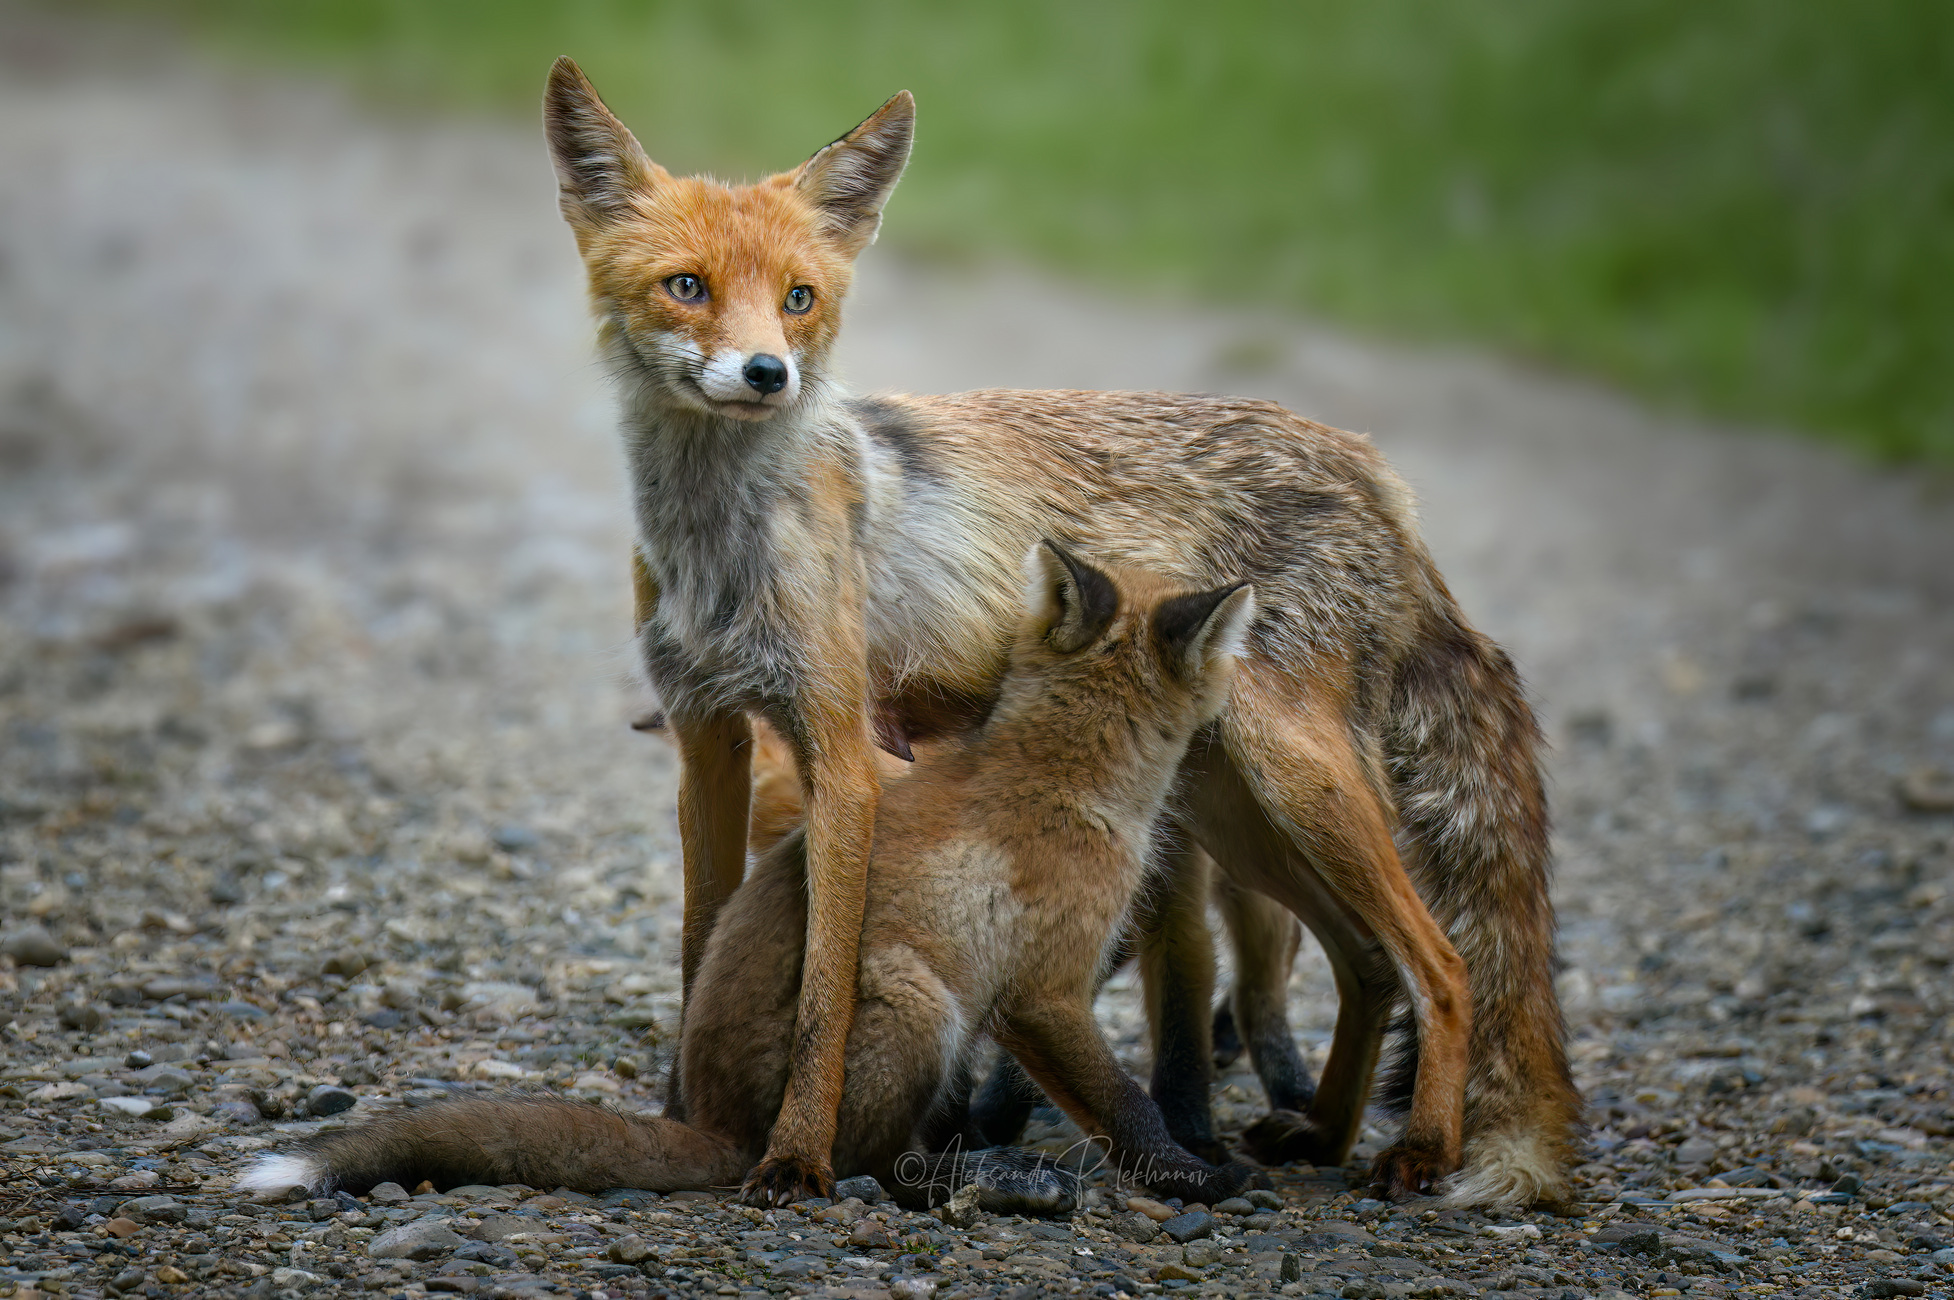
(238, 1153, 326, 1196)
(1439, 1131, 1571, 1212)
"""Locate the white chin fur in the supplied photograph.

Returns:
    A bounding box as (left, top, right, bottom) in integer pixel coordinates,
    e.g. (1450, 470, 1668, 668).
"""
(238, 1153, 327, 1196)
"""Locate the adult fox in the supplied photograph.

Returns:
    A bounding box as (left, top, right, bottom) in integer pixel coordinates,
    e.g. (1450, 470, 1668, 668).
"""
(244, 548, 1264, 1209)
(547, 58, 1578, 1206)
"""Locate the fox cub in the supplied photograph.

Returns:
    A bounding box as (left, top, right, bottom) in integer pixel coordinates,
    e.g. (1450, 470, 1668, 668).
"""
(244, 546, 1264, 1209)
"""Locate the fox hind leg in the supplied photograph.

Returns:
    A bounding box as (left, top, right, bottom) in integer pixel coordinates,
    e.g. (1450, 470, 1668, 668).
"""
(1137, 835, 1229, 1165)
(1189, 675, 1469, 1198)
(1214, 875, 1316, 1112)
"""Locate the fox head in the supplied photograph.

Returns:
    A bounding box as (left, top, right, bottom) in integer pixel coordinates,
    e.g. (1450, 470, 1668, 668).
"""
(543, 58, 912, 424)
(995, 542, 1255, 777)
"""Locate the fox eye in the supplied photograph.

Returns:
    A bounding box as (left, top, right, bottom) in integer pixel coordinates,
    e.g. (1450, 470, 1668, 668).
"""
(665, 274, 706, 302)
(784, 286, 814, 315)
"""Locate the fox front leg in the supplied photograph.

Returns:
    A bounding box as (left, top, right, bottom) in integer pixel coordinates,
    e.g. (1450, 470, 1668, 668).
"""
(740, 694, 881, 1206)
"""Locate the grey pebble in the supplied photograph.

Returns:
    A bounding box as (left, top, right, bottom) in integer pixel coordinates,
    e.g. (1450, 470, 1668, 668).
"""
(368, 1217, 467, 1260)
(305, 1083, 359, 1116)
(834, 1173, 887, 1203)
(2, 924, 67, 966)
(57, 1001, 104, 1030)
(1159, 1209, 1214, 1243)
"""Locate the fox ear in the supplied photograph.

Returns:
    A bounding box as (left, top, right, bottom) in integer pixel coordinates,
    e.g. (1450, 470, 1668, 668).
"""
(793, 91, 914, 254)
(1024, 540, 1119, 655)
(1154, 582, 1256, 680)
(544, 57, 662, 226)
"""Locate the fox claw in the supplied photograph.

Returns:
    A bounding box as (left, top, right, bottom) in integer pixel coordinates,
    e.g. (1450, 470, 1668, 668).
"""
(741, 1154, 834, 1207)
(1370, 1141, 1457, 1201)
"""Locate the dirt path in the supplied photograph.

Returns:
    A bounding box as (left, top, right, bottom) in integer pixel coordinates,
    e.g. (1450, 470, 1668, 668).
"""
(3, 9, 1953, 1299)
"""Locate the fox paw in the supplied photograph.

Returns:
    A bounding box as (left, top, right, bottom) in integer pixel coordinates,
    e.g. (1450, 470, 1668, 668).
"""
(1370, 1140, 1458, 1201)
(741, 1154, 834, 1207)
(1208, 1159, 1272, 1201)
(965, 1147, 1080, 1217)
(1240, 1109, 1344, 1167)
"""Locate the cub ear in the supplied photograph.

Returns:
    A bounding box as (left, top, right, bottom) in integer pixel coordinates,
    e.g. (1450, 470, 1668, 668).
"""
(1154, 582, 1256, 680)
(793, 91, 914, 254)
(543, 57, 663, 227)
(1024, 540, 1119, 655)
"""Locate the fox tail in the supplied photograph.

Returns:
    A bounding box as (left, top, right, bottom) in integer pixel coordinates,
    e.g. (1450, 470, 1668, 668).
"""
(236, 1096, 749, 1197)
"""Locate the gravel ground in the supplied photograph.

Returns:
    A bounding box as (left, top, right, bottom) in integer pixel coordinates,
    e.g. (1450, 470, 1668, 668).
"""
(3, 8, 1954, 1300)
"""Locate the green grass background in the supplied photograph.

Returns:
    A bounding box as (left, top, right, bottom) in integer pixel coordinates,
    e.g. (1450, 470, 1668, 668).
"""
(144, 1, 1951, 460)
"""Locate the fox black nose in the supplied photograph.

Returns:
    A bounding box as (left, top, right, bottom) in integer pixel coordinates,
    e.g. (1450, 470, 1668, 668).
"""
(742, 354, 788, 395)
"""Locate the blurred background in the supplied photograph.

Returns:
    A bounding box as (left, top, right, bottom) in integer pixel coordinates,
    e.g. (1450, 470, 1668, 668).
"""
(1, 0, 1951, 1185)
(140, 0, 1954, 461)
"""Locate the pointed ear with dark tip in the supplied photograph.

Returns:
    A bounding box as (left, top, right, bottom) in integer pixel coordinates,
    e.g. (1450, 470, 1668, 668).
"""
(1154, 582, 1256, 679)
(543, 56, 659, 225)
(1024, 540, 1120, 654)
(793, 90, 914, 254)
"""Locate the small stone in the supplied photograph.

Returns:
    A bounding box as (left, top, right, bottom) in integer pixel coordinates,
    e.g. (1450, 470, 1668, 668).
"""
(322, 951, 370, 977)
(492, 823, 540, 852)
(1245, 1188, 1284, 1210)
(1159, 1209, 1214, 1243)
(890, 1278, 937, 1300)
(848, 1218, 894, 1249)
(1672, 1136, 1716, 1166)
(607, 1233, 652, 1264)
(306, 1084, 359, 1116)
(210, 1098, 261, 1125)
(109, 1266, 147, 1292)
(138, 976, 218, 1000)
(58, 1002, 104, 1030)
(1126, 1195, 1177, 1221)
(470, 1212, 523, 1240)
(1866, 1282, 1927, 1298)
(1212, 1196, 1255, 1216)
(369, 1181, 411, 1204)
(103, 1216, 142, 1237)
(610, 1054, 639, 1079)
(1281, 1253, 1305, 1282)
(1480, 1222, 1543, 1241)
(2, 924, 67, 966)
(937, 1183, 985, 1229)
(208, 874, 245, 904)
(816, 1196, 866, 1225)
(135, 1065, 197, 1096)
(834, 1173, 886, 1203)
(1111, 1210, 1160, 1242)
(1157, 1262, 1204, 1282)
(124, 1050, 152, 1068)
(1831, 1173, 1864, 1195)
(154, 1265, 189, 1284)
(119, 1195, 186, 1223)
(368, 1217, 467, 1259)
(1897, 766, 1954, 814)
(1183, 1240, 1221, 1268)
(1617, 1229, 1663, 1256)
